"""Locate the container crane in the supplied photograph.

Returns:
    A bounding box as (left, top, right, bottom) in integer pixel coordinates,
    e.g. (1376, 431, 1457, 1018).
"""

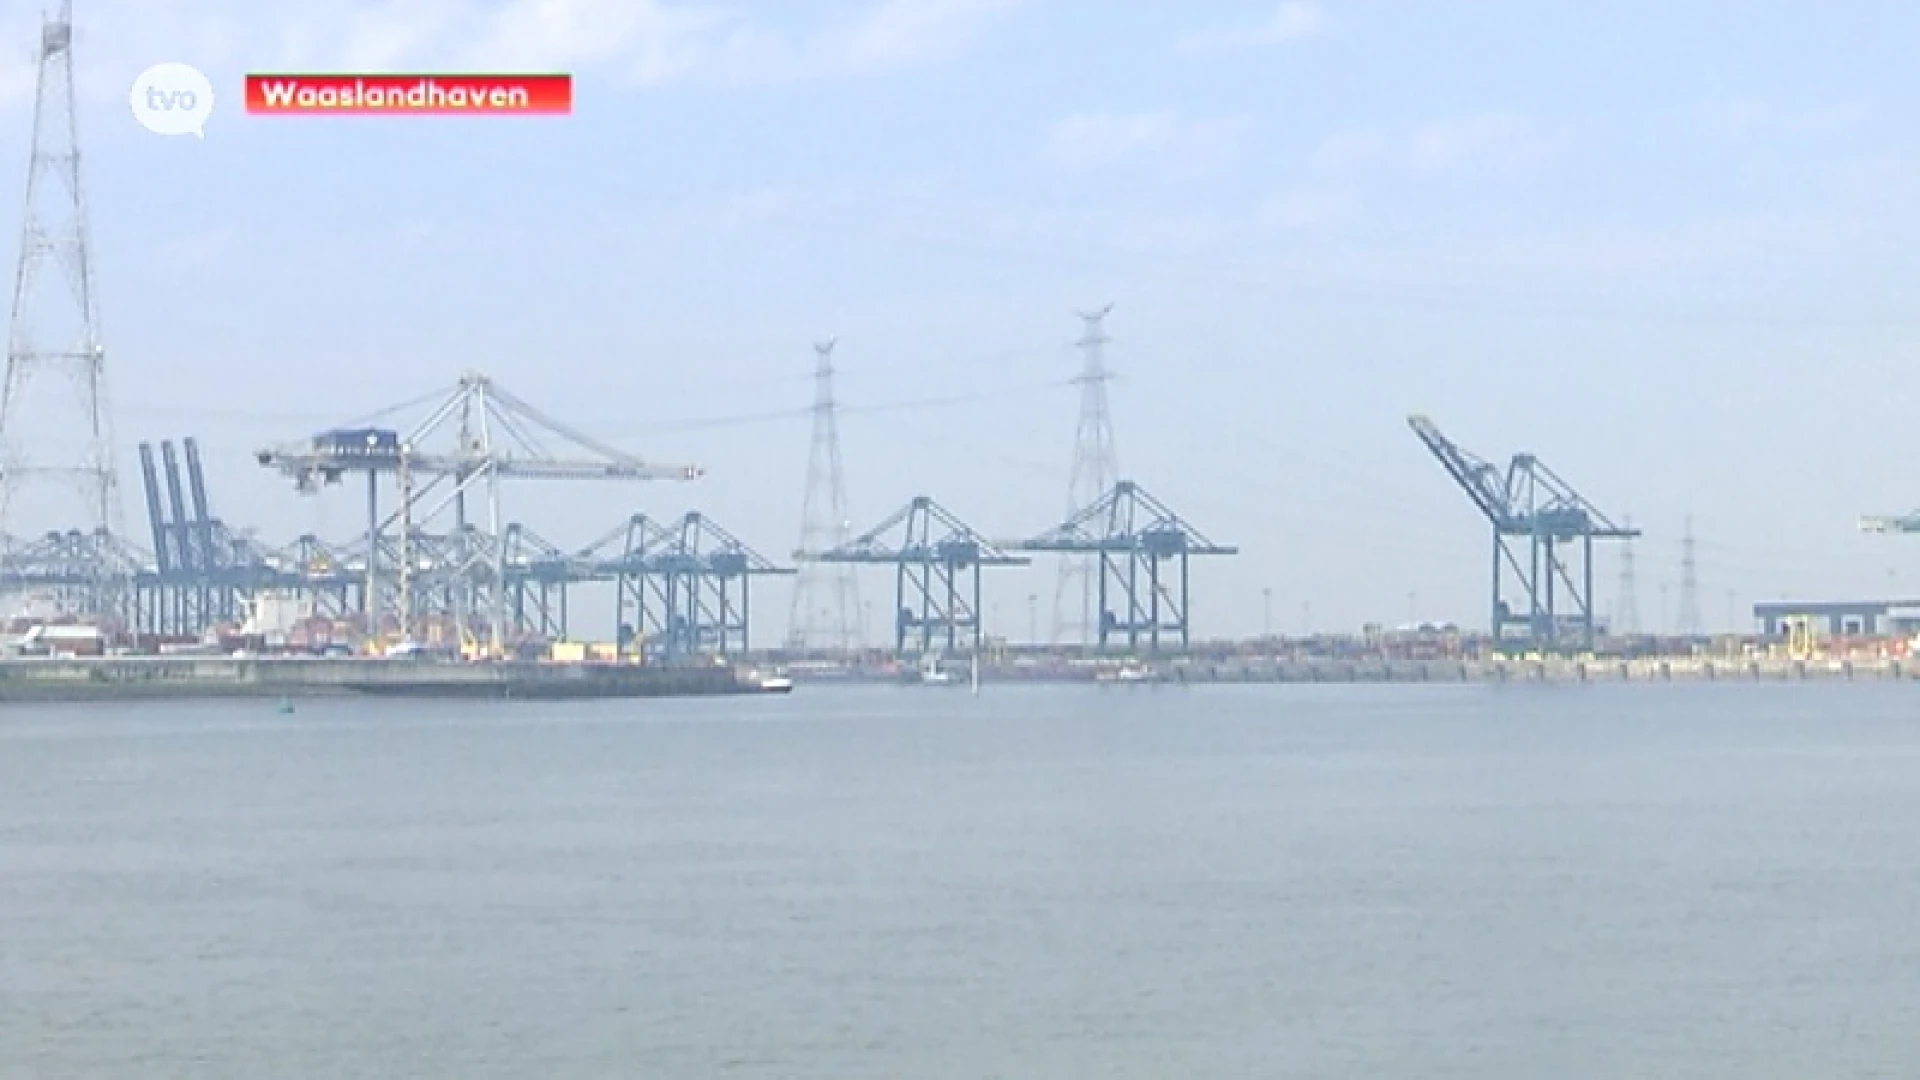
(1017, 480, 1235, 652)
(811, 496, 1028, 656)
(256, 372, 700, 654)
(1408, 414, 1637, 654)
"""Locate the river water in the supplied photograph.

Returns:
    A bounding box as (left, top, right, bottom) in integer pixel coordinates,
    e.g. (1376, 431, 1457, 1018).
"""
(4, 682, 1920, 1077)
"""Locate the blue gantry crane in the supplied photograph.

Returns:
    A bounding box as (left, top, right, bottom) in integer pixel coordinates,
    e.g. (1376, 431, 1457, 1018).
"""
(1019, 480, 1235, 651)
(810, 496, 1028, 654)
(497, 523, 585, 641)
(0, 527, 144, 621)
(585, 511, 792, 658)
(1409, 414, 1637, 652)
(583, 513, 658, 654)
(135, 437, 293, 635)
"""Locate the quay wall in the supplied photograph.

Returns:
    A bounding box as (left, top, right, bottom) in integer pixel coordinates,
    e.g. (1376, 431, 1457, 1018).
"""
(0, 656, 740, 702)
(1153, 657, 1916, 684)
(2, 654, 1910, 703)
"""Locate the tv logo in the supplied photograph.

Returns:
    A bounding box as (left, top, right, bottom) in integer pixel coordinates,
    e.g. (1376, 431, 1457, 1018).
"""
(130, 63, 214, 138)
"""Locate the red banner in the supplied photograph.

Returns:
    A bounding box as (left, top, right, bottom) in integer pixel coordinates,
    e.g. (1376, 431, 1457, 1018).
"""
(244, 74, 572, 115)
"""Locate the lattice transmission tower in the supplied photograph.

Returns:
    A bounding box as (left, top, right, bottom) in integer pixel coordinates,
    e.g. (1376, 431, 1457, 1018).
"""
(789, 339, 862, 651)
(1, 1, 121, 547)
(1677, 514, 1701, 636)
(1614, 514, 1639, 633)
(1052, 303, 1118, 645)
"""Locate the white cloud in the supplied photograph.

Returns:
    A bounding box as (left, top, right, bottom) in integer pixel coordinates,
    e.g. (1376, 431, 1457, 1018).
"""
(455, 0, 765, 84)
(0, 0, 1021, 113)
(1177, 1, 1323, 54)
(1693, 98, 1871, 143)
(830, 0, 1022, 72)
(1409, 114, 1529, 170)
(336, 0, 474, 72)
(1045, 110, 1246, 167)
(678, 187, 810, 234)
(1470, 216, 1867, 279)
(1257, 190, 1347, 231)
(1314, 131, 1392, 171)
(364, 0, 1024, 84)
(1049, 111, 1181, 164)
(1316, 113, 1549, 173)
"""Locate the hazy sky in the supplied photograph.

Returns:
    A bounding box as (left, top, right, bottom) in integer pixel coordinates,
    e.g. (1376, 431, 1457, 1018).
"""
(1, 0, 1918, 642)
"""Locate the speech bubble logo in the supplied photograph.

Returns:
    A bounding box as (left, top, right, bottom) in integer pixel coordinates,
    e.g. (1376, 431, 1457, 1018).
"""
(130, 62, 215, 138)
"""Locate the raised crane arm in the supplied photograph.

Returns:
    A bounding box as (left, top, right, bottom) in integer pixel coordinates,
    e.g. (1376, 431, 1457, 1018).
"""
(1861, 512, 1920, 534)
(1408, 414, 1512, 527)
(1407, 413, 1634, 653)
(255, 373, 703, 487)
(401, 451, 699, 481)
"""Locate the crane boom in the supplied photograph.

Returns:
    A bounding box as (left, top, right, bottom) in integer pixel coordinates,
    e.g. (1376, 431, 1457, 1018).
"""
(1861, 513, 1920, 534)
(1407, 412, 1635, 654)
(413, 454, 701, 481)
(1407, 414, 1510, 526)
(255, 443, 702, 483)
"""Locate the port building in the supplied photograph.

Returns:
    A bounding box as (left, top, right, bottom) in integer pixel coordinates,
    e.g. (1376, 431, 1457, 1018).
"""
(1750, 600, 1920, 638)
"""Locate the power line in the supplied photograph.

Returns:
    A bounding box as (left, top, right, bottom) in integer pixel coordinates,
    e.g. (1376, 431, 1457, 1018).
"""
(607, 378, 1073, 439)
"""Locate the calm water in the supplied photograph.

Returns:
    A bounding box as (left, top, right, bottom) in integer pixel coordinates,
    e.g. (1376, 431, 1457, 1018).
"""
(4, 682, 1920, 1077)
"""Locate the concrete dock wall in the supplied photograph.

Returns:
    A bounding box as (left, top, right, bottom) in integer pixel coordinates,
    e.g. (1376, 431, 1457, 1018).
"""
(0, 656, 743, 702)
(1159, 657, 1913, 684)
(1, 654, 1910, 702)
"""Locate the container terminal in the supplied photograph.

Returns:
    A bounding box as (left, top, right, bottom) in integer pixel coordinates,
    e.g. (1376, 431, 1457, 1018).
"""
(0, 367, 1908, 699)
(0, 362, 1904, 700)
(0, 5, 1911, 702)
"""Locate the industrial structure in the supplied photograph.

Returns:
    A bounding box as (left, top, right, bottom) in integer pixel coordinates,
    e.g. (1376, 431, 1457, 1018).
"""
(789, 339, 863, 651)
(1749, 600, 1920, 639)
(11, 4, 1910, 674)
(0, 527, 140, 619)
(1020, 480, 1234, 651)
(1054, 304, 1119, 646)
(253, 373, 702, 655)
(1860, 509, 1920, 536)
(0, 8, 1307, 661)
(1409, 415, 1638, 653)
(597, 511, 791, 658)
(1613, 514, 1640, 633)
(1676, 515, 1702, 636)
(811, 496, 1028, 654)
(0, 1, 125, 617)
(136, 437, 296, 635)
(0, 339, 1248, 660)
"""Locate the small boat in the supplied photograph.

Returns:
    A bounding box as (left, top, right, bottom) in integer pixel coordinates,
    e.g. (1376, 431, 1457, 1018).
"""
(756, 675, 795, 694)
(913, 654, 965, 686)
